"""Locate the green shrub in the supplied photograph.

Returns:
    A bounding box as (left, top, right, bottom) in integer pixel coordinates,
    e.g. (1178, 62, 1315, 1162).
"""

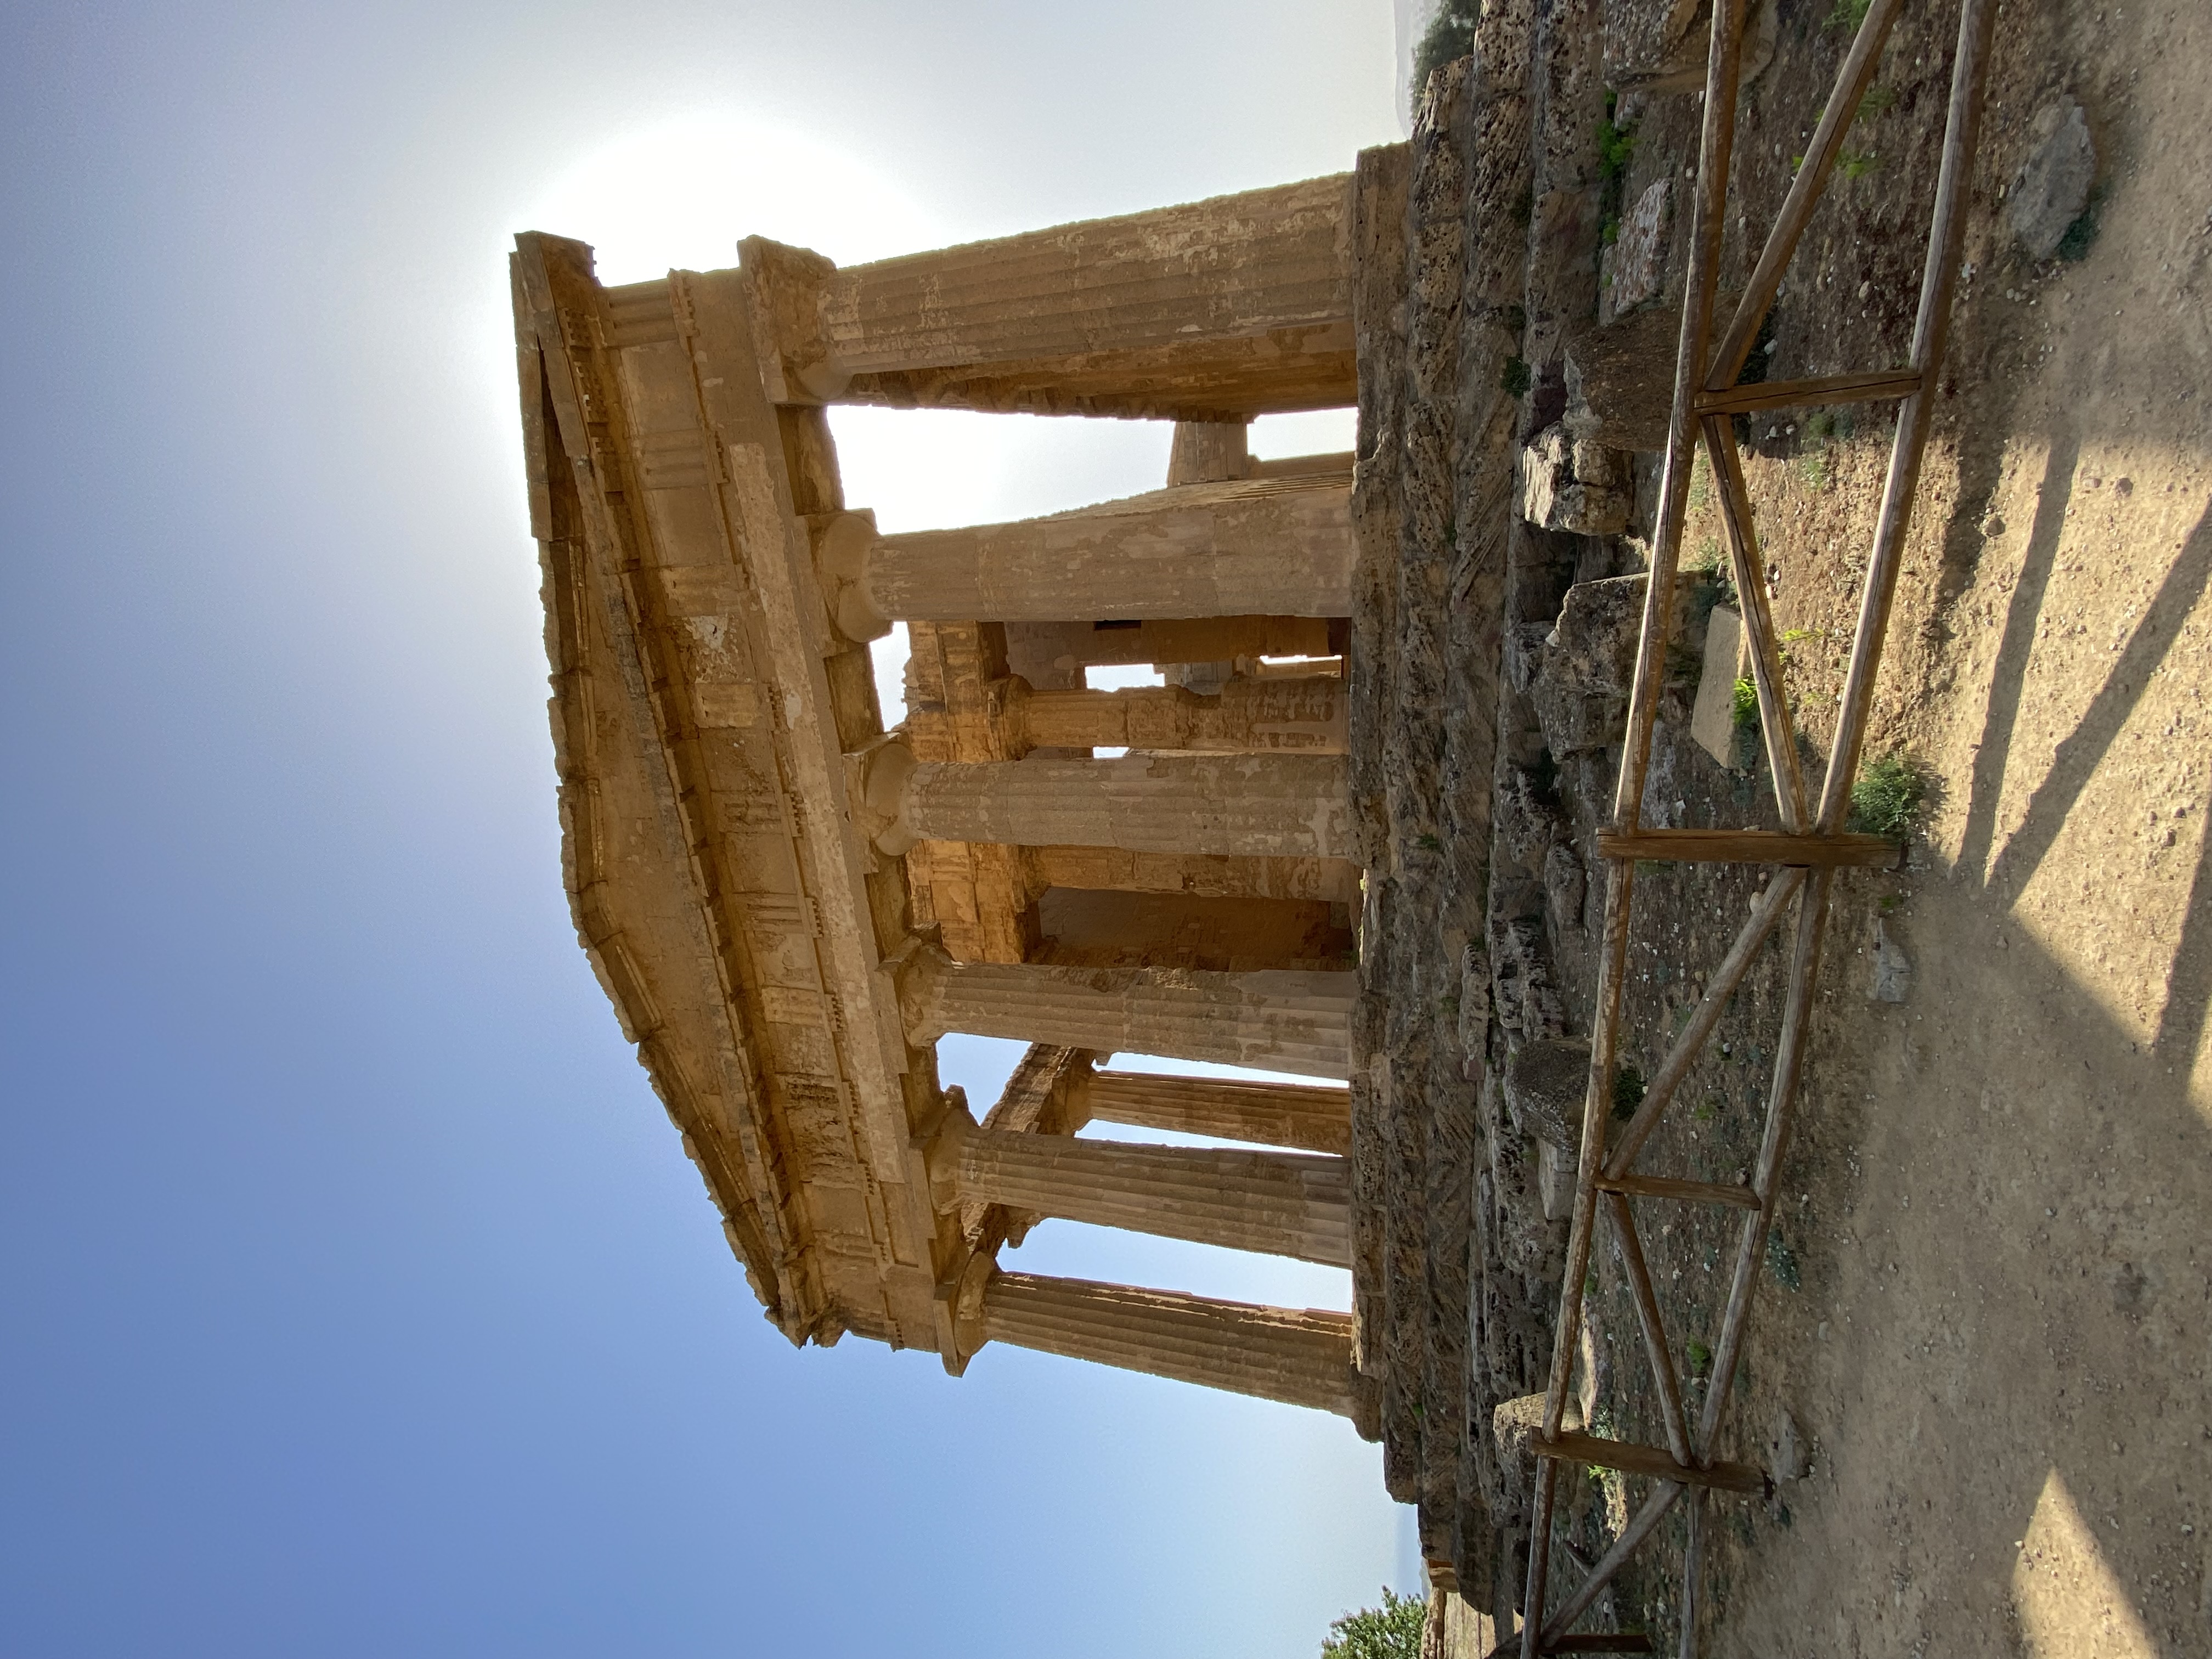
(1598, 114, 1638, 182)
(1731, 677, 1760, 731)
(1611, 1063, 1647, 1121)
(1847, 751, 1926, 839)
(1323, 1588, 1427, 1659)
(1500, 356, 1533, 398)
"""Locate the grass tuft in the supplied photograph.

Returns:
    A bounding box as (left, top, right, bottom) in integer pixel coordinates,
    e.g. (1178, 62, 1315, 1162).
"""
(1847, 750, 1926, 839)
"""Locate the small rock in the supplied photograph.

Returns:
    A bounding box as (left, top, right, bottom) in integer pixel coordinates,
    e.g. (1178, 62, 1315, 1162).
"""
(2006, 98, 2096, 260)
(1871, 921, 1911, 1003)
(1768, 1409, 1810, 1482)
(1601, 178, 1674, 319)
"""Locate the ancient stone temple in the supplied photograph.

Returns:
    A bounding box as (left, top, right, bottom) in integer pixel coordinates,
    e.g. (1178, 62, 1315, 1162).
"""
(507, 172, 1403, 1449)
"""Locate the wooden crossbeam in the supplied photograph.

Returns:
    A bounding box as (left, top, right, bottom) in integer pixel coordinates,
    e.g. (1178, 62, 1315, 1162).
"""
(1600, 1173, 1762, 1209)
(1694, 368, 1922, 414)
(1597, 830, 1898, 866)
(1533, 1430, 1767, 1495)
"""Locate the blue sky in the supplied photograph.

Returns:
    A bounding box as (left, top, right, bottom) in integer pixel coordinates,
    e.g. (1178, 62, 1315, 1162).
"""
(0, 4, 1414, 1654)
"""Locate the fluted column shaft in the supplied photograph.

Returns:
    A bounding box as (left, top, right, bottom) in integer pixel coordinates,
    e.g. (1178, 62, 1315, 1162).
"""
(1077, 1069, 1352, 1156)
(1010, 675, 1345, 754)
(853, 477, 1352, 629)
(893, 752, 1351, 860)
(945, 1117, 1349, 1266)
(979, 1271, 1363, 1418)
(897, 944, 1351, 1080)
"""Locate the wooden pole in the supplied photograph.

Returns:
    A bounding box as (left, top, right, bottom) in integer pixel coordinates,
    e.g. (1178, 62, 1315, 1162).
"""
(1605, 1192, 1694, 1464)
(1705, 0, 1906, 386)
(1815, 0, 1999, 833)
(1702, 416, 1809, 830)
(1602, 867, 1804, 1178)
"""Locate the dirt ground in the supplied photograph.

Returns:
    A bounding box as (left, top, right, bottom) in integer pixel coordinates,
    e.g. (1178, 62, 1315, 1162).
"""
(1558, 0, 2212, 1651)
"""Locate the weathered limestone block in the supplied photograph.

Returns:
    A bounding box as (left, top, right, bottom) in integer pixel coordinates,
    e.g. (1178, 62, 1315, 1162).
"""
(866, 747, 1353, 861)
(1599, 177, 1673, 323)
(838, 476, 1355, 633)
(931, 1105, 1352, 1266)
(1489, 1391, 1584, 1533)
(978, 1269, 1371, 1423)
(1560, 287, 1741, 453)
(1518, 425, 1633, 535)
(1489, 915, 1570, 1042)
(1528, 574, 1647, 758)
(1080, 1069, 1353, 1156)
(1604, 0, 1775, 95)
(896, 941, 1354, 1080)
(1689, 601, 1747, 765)
(1501, 1037, 1592, 1150)
(1006, 674, 1346, 754)
(742, 176, 1358, 421)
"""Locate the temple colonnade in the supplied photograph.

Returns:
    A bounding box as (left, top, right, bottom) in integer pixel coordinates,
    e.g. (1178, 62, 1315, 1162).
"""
(765, 177, 1373, 1426)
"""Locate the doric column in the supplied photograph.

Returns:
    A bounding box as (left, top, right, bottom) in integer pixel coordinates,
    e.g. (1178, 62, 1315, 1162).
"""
(740, 176, 1356, 421)
(977, 1271, 1368, 1420)
(862, 747, 1351, 860)
(895, 941, 1352, 1081)
(1005, 675, 1345, 754)
(828, 477, 1352, 636)
(1168, 421, 1252, 485)
(1077, 1069, 1352, 1156)
(931, 1108, 1349, 1266)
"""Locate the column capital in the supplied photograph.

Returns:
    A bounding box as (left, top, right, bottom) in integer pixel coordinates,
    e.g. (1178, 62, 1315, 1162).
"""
(807, 509, 889, 644)
(882, 932, 955, 1046)
(852, 737, 921, 856)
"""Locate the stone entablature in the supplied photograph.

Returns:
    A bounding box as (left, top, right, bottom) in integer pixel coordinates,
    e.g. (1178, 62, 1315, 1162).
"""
(510, 167, 1390, 1432)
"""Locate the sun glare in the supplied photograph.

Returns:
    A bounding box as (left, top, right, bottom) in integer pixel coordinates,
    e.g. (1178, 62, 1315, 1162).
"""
(526, 112, 942, 285)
